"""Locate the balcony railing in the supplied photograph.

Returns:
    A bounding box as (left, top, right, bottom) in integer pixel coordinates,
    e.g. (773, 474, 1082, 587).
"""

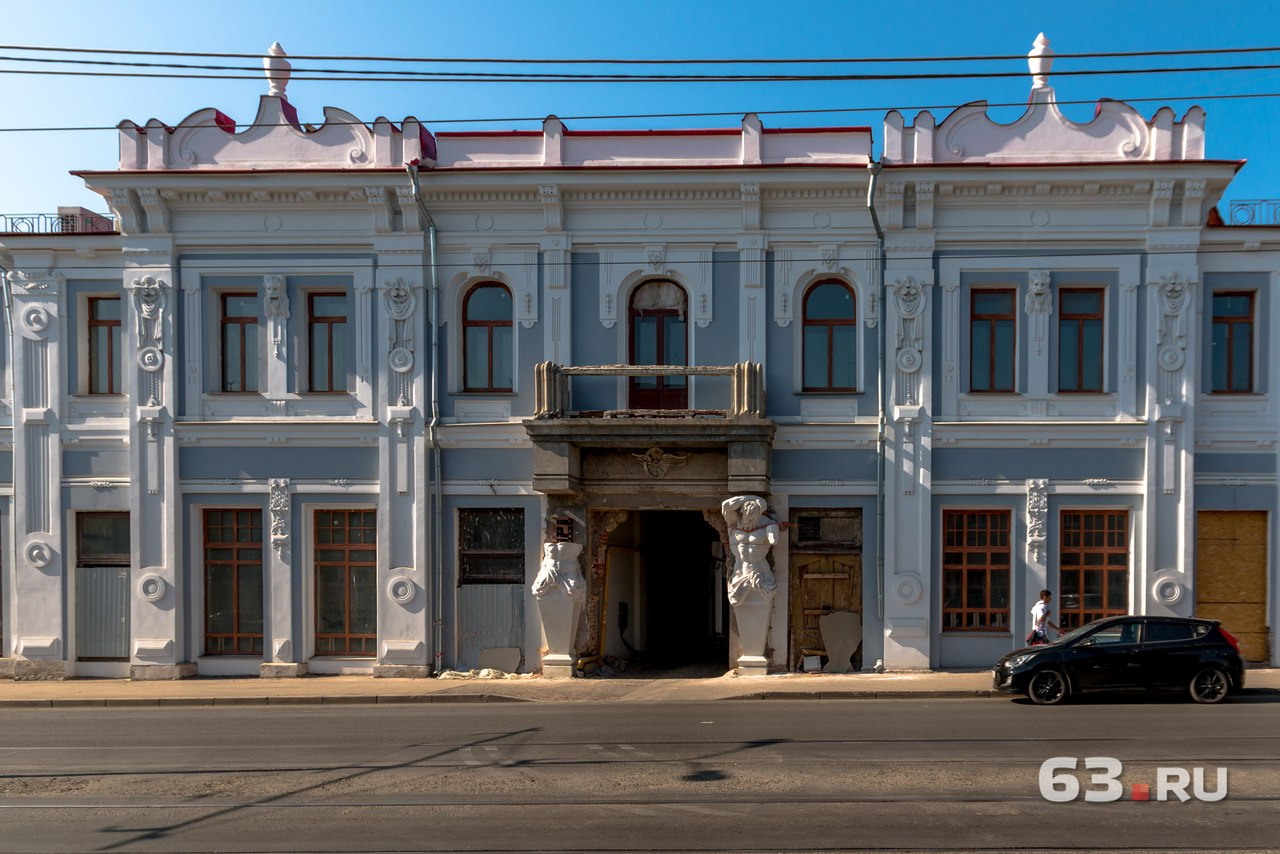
(534, 362, 765, 419)
(1225, 199, 1280, 226)
(0, 209, 118, 234)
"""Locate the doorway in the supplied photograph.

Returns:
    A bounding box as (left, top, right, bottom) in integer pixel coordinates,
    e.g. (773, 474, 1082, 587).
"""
(602, 510, 727, 673)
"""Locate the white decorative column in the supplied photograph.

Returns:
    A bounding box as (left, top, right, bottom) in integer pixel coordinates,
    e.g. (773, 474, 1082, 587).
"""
(531, 541, 586, 679)
(1146, 269, 1198, 617)
(261, 477, 305, 677)
(374, 272, 429, 677)
(722, 495, 778, 676)
(125, 270, 191, 679)
(1025, 270, 1053, 397)
(883, 272, 934, 669)
(6, 269, 67, 678)
(263, 274, 290, 406)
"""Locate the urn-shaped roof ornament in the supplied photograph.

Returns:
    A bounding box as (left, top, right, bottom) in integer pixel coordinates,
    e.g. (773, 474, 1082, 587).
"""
(263, 42, 291, 98)
(1028, 33, 1053, 89)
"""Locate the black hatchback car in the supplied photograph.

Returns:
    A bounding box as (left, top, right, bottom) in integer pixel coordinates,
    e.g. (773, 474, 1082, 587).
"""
(993, 615, 1245, 705)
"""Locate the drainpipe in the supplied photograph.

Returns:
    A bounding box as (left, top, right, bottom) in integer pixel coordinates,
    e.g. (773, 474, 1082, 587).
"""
(1, 262, 13, 414)
(866, 161, 886, 622)
(406, 163, 444, 674)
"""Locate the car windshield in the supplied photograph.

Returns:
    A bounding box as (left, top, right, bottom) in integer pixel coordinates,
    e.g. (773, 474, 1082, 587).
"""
(1055, 619, 1116, 646)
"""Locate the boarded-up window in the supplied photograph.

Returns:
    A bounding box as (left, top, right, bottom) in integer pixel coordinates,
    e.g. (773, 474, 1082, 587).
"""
(459, 509, 525, 584)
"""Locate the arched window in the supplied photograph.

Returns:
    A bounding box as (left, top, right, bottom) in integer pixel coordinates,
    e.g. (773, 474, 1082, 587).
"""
(802, 281, 857, 391)
(463, 283, 513, 392)
(628, 280, 687, 409)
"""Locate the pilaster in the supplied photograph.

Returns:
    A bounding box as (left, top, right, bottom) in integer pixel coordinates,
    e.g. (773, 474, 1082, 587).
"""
(6, 268, 67, 677)
(125, 266, 191, 678)
(374, 267, 430, 676)
(882, 263, 935, 669)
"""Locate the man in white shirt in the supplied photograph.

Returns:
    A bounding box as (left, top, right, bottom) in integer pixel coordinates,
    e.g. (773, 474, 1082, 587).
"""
(1029, 589, 1061, 645)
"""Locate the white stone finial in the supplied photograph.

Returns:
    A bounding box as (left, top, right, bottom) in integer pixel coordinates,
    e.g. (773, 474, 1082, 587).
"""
(1028, 33, 1053, 89)
(263, 42, 291, 98)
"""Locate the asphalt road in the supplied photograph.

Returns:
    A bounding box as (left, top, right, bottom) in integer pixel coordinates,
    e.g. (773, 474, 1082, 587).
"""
(0, 695, 1277, 852)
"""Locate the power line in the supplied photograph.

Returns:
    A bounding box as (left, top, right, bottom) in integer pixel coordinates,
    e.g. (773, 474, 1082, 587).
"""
(3, 61, 1280, 84)
(0, 91, 1271, 135)
(2, 42, 1279, 65)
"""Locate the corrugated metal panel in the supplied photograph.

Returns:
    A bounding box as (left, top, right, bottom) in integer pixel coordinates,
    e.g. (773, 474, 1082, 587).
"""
(457, 584, 523, 671)
(76, 566, 130, 659)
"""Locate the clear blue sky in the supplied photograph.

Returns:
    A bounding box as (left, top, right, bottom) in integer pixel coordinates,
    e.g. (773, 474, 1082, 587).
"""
(2, 0, 1278, 216)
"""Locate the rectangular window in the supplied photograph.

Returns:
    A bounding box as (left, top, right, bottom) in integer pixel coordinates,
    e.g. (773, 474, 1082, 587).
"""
(1058, 510, 1128, 631)
(1058, 288, 1104, 392)
(203, 509, 264, 656)
(970, 289, 1016, 392)
(87, 296, 122, 394)
(942, 510, 1010, 631)
(78, 512, 130, 564)
(459, 509, 525, 584)
(308, 292, 349, 393)
(221, 293, 259, 392)
(1211, 292, 1254, 393)
(314, 509, 377, 656)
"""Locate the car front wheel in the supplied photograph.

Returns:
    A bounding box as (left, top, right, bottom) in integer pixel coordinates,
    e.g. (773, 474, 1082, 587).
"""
(1028, 668, 1068, 705)
(1189, 667, 1230, 704)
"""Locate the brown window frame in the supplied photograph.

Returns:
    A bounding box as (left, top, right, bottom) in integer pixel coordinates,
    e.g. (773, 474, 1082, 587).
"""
(969, 288, 1016, 393)
(1057, 287, 1105, 393)
(462, 282, 514, 393)
(220, 292, 259, 393)
(801, 280, 858, 392)
(1211, 291, 1254, 394)
(458, 508, 525, 584)
(87, 296, 122, 395)
(203, 509, 265, 656)
(942, 510, 1011, 632)
(307, 291, 349, 393)
(1058, 510, 1129, 631)
(313, 509, 377, 656)
(627, 280, 689, 409)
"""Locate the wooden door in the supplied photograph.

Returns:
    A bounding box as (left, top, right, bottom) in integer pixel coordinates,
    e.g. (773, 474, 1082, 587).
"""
(789, 553, 862, 669)
(1196, 511, 1270, 663)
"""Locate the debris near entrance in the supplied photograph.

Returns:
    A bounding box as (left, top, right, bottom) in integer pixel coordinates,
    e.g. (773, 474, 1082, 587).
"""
(435, 668, 533, 680)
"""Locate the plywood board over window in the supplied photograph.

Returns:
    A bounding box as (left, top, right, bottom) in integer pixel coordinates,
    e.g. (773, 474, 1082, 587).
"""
(788, 510, 862, 671)
(1196, 511, 1270, 663)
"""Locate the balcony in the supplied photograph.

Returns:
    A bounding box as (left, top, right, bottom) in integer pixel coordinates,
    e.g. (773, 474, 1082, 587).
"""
(0, 208, 118, 235)
(525, 362, 775, 497)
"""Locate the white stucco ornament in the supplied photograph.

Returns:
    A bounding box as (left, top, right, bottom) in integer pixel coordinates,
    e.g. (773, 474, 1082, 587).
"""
(138, 346, 164, 372)
(722, 495, 779, 677)
(532, 541, 586, 679)
(24, 538, 54, 569)
(1028, 33, 1053, 89)
(389, 347, 414, 373)
(20, 305, 52, 340)
(138, 572, 169, 603)
(263, 43, 291, 98)
(387, 573, 418, 606)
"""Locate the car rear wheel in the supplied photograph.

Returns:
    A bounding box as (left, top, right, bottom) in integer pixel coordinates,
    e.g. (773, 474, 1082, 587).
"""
(1189, 667, 1230, 704)
(1028, 668, 1068, 705)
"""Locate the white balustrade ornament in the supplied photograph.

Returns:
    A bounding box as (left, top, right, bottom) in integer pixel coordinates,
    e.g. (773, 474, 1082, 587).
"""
(532, 541, 586, 679)
(721, 495, 778, 676)
(263, 42, 291, 98)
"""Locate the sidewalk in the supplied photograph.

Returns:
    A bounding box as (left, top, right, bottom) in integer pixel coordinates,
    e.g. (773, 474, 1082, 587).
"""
(2, 668, 1278, 706)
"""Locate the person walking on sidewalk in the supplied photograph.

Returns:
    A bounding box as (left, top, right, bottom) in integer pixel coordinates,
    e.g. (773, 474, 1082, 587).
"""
(1028, 589, 1061, 646)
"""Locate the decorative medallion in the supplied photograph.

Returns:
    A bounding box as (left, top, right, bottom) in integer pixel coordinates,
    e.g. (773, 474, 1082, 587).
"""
(388, 347, 414, 373)
(138, 346, 164, 372)
(632, 447, 689, 479)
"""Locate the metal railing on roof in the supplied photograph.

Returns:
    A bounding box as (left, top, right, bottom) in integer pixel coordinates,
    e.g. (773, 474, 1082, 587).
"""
(0, 210, 118, 234)
(1225, 199, 1280, 226)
